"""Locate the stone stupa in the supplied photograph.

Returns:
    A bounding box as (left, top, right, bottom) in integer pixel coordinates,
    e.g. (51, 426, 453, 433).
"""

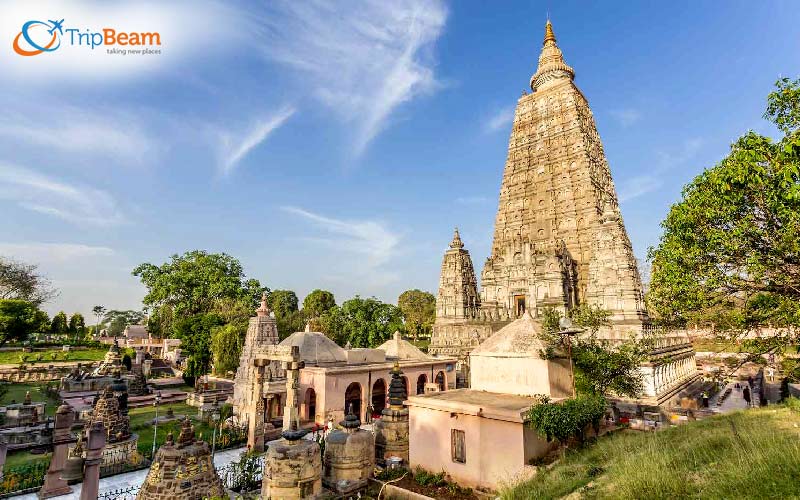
(136, 418, 224, 500)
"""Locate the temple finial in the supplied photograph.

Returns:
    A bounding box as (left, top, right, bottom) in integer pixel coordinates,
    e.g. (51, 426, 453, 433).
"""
(450, 227, 464, 249)
(256, 291, 270, 317)
(530, 19, 574, 91)
(544, 19, 556, 45)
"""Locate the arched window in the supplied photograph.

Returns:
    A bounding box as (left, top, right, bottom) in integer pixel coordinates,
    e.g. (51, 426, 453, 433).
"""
(345, 382, 362, 421)
(416, 374, 427, 395)
(304, 388, 316, 422)
(372, 379, 387, 418)
(435, 371, 446, 391)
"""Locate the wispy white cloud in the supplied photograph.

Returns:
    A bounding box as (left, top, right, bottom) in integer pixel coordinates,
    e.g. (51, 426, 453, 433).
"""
(281, 206, 399, 269)
(0, 242, 114, 263)
(0, 100, 157, 165)
(618, 138, 704, 203)
(218, 106, 296, 175)
(485, 106, 515, 133)
(610, 108, 642, 127)
(256, 0, 447, 156)
(0, 163, 125, 227)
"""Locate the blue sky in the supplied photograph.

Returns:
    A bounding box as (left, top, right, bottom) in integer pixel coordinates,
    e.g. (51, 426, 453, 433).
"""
(0, 0, 798, 319)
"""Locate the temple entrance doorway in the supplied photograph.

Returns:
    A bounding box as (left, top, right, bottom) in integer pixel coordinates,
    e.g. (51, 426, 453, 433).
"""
(515, 295, 526, 317)
(372, 378, 386, 418)
(345, 382, 362, 421)
(416, 374, 427, 395)
(435, 371, 445, 391)
(304, 388, 316, 422)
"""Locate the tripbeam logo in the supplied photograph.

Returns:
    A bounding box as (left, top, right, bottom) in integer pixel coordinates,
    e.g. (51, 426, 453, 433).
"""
(13, 19, 64, 56)
(12, 18, 162, 57)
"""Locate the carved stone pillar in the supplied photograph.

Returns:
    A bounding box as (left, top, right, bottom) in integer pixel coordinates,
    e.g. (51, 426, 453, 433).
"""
(38, 403, 75, 498)
(282, 346, 304, 431)
(80, 421, 106, 500)
(247, 364, 266, 452)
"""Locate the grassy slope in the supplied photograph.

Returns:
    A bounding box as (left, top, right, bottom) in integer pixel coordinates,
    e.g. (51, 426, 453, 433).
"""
(502, 403, 800, 500)
(0, 348, 108, 365)
(0, 382, 60, 415)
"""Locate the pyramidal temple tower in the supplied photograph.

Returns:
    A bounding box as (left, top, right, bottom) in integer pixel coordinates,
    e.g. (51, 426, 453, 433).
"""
(232, 292, 280, 417)
(431, 21, 698, 403)
(480, 19, 646, 323)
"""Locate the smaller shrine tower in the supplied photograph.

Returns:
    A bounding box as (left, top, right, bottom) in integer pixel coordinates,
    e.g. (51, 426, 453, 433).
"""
(232, 292, 280, 416)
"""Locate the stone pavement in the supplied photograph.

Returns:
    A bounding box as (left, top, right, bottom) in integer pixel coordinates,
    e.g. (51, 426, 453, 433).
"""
(13, 447, 246, 499)
(712, 382, 755, 413)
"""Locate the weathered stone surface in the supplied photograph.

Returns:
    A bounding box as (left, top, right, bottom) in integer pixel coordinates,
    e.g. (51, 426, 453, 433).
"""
(429, 20, 698, 405)
(86, 386, 130, 443)
(232, 292, 281, 418)
(374, 363, 409, 465)
(136, 419, 224, 500)
(263, 437, 322, 499)
(322, 410, 373, 494)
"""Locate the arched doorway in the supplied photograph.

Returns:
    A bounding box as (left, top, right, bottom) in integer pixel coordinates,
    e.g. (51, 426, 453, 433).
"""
(435, 371, 445, 391)
(372, 379, 386, 418)
(402, 376, 409, 397)
(345, 382, 362, 421)
(416, 374, 427, 395)
(304, 388, 316, 422)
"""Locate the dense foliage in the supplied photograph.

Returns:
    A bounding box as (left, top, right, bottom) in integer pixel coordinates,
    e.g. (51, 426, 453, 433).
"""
(302, 289, 336, 318)
(319, 296, 404, 347)
(0, 299, 41, 346)
(527, 394, 607, 444)
(539, 305, 649, 398)
(398, 289, 436, 341)
(211, 321, 247, 375)
(648, 78, 800, 339)
(173, 313, 224, 381)
(133, 250, 266, 318)
(268, 289, 304, 339)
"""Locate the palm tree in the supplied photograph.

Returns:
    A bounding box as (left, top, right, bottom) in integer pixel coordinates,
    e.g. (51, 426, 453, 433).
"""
(92, 305, 106, 339)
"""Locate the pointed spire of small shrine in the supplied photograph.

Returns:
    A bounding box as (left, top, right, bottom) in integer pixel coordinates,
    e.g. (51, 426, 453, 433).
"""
(256, 291, 270, 317)
(450, 227, 464, 249)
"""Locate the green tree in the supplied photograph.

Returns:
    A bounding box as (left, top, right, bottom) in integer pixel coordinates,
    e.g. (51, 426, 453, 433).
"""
(50, 311, 68, 334)
(269, 290, 304, 339)
(174, 313, 224, 378)
(397, 289, 436, 341)
(527, 394, 607, 445)
(302, 289, 336, 318)
(0, 299, 40, 346)
(648, 78, 800, 349)
(34, 310, 50, 334)
(68, 313, 85, 335)
(320, 296, 404, 348)
(539, 305, 649, 398)
(92, 305, 106, 337)
(211, 322, 248, 375)
(132, 250, 266, 319)
(0, 257, 57, 306)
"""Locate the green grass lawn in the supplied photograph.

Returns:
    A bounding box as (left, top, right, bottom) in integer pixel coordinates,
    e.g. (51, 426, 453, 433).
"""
(0, 348, 108, 365)
(4, 450, 50, 470)
(502, 402, 800, 500)
(0, 382, 60, 416)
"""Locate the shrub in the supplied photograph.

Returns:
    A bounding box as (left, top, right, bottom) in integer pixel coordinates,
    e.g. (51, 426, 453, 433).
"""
(414, 467, 446, 487)
(528, 395, 607, 444)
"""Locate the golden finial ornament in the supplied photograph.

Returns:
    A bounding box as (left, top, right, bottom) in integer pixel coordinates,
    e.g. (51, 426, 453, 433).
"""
(543, 20, 556, 45)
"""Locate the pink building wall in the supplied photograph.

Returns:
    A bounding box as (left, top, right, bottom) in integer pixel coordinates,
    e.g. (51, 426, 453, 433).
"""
(408, 404, 553, 490)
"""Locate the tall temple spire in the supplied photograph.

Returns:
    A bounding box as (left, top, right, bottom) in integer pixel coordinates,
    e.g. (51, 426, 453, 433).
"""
(530, 19, 574, 91)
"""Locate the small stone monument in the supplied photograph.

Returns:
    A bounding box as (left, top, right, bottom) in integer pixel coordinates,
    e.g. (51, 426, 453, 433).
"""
(80, 421, 106, 500)
(323, 406, 374, 495)
(38, 403, 75, 498)
(262, 346, 322, 499)
(373, 362, 410, 465)
(136, 418, 224, 500)
(80, 386, 138, 470)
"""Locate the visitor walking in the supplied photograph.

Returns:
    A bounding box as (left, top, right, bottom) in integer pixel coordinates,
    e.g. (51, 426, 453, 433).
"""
(767, 367, 775, 382)
(743, 386, 752, 407)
